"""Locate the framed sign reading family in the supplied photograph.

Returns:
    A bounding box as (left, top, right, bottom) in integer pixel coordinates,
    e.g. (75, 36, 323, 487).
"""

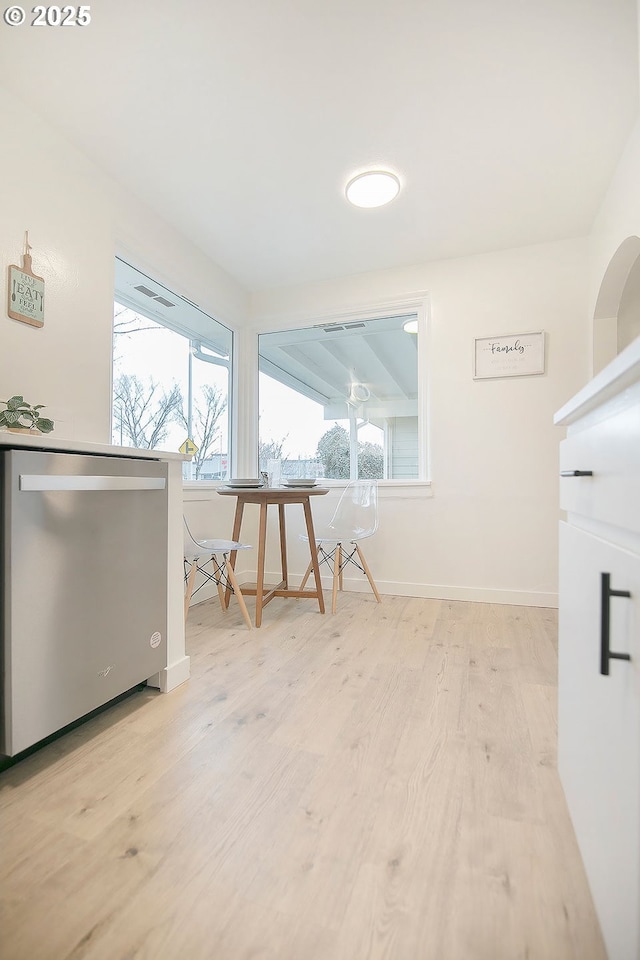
(473, 331, 545, 380)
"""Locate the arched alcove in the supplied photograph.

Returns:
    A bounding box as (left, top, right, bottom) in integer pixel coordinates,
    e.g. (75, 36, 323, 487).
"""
(593, 236, 640, 373)
(618, 253, 640, 352)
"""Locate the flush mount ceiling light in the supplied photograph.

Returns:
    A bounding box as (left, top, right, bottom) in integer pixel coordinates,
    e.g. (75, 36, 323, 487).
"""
(345, 170, 401, 208)
(349, 382, 371, 404)
(402, 318, 419, 334)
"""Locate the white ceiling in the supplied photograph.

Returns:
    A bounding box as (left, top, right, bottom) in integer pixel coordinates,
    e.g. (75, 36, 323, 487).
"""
(0, 0, 638, 292)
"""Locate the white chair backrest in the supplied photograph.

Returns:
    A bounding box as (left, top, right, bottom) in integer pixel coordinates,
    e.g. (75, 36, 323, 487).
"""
(326, 480, 378, 541)
(183, 516, 203, 558)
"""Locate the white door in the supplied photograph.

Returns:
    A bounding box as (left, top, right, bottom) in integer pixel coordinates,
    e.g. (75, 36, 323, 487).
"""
(559, 521, 640, 960)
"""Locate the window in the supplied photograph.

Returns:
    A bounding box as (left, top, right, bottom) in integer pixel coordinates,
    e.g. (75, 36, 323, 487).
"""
(112, 258, 233, 481)
(258, 312, 423, 481)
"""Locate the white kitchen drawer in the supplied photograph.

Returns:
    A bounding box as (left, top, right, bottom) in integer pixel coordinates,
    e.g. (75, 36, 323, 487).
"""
(559, 397, 640, 534)
(558, 521, 640, 960)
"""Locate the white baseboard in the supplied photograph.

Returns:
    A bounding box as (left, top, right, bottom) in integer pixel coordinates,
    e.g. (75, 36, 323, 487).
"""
(365, 579, 558, 609)
(147, 655, 191, 693)
(186, 569, 558, 611)
(280, 571, 558, 609)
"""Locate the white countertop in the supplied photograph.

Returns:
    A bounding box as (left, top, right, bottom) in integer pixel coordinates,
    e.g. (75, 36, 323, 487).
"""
(0, 430, 189, 462)
(554, 336, 640, 426)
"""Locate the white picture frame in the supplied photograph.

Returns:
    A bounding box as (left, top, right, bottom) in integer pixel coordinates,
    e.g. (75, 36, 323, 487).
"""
(473, 331, 545, 380)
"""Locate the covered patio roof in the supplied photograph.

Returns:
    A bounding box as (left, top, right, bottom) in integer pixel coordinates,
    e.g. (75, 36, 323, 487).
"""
(258, 315, 419, 421)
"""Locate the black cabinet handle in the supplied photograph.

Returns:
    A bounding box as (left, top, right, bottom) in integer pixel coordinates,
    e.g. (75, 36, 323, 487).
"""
(600, 572, 632, 676)
(560, 470, 593, 477)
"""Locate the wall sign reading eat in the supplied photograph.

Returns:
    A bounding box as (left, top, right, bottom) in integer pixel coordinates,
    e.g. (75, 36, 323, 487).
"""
(7, 233, 45, 328)
(473, 331, 545, 379)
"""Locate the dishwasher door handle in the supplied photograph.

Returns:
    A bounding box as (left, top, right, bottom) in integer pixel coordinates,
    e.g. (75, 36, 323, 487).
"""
(19, 475, 166, 492)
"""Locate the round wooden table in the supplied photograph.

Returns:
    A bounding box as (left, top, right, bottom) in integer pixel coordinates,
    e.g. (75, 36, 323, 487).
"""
(217, 485, 329, 627)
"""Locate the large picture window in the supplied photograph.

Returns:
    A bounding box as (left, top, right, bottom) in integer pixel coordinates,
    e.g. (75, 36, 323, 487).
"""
(112, 258, 233, 481)
(258, 313, 422, 481)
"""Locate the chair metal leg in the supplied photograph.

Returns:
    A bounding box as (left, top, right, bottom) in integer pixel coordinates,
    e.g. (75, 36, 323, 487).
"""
(211, 555, 228, 611)
(224, 554, 252, 630)
(355, 544, 382, 602)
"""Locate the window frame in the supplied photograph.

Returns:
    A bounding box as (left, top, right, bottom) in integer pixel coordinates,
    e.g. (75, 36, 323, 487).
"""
(111, 257, 235, 482)
(255, 294, 431, 487)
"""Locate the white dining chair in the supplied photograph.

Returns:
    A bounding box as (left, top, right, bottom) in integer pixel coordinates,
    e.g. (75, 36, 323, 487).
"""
(299, 479, 381, 613)
(183, 516, 253, 629)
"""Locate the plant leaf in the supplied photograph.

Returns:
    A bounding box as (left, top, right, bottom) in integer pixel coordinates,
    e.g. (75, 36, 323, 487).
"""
(37, 418, 55, 433)
(6, 396, 24, 410)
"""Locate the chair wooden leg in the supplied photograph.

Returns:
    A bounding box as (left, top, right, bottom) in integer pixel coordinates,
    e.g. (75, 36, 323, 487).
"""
(211, 555, 228, 612)
(355, 544, 381, 603)
(184, 559, 199, 624)
(225, 499, 245, 607)
(224, 555, 252, 630)
(299, 558, 314, 591)
(331, 543, 341, 614)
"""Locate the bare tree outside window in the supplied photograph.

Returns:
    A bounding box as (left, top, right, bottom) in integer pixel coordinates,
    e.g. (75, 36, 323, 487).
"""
(113, 305, 162, 364)
(112, 263, 234, 473)
(113, 304, 159, 337)
(178, 384, 227, 479)
(258, 434, 288, 470)
(113, 374, 182, 449)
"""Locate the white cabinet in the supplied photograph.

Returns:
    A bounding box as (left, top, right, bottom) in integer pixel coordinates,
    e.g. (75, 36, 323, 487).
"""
(558, 524, 640, 960)
(555, 338, 640, 960)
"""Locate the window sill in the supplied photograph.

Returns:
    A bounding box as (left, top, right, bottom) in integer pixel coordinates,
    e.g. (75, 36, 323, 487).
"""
(182, 480, 226, 501)
(182, 479, 432, 500)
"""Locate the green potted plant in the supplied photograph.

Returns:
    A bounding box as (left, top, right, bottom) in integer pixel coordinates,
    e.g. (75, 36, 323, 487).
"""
(0, 395, 55, 434)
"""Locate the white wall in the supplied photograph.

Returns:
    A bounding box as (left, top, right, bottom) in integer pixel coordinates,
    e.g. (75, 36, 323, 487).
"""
(246, 238, 589, 606)
(0, 84, 249, 443)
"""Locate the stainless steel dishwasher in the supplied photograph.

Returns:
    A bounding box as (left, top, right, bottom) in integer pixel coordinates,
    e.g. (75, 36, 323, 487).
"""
(1, 448, 169, 756)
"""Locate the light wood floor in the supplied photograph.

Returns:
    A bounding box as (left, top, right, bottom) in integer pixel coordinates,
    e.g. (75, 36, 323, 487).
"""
(0, 594, 606, 960)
